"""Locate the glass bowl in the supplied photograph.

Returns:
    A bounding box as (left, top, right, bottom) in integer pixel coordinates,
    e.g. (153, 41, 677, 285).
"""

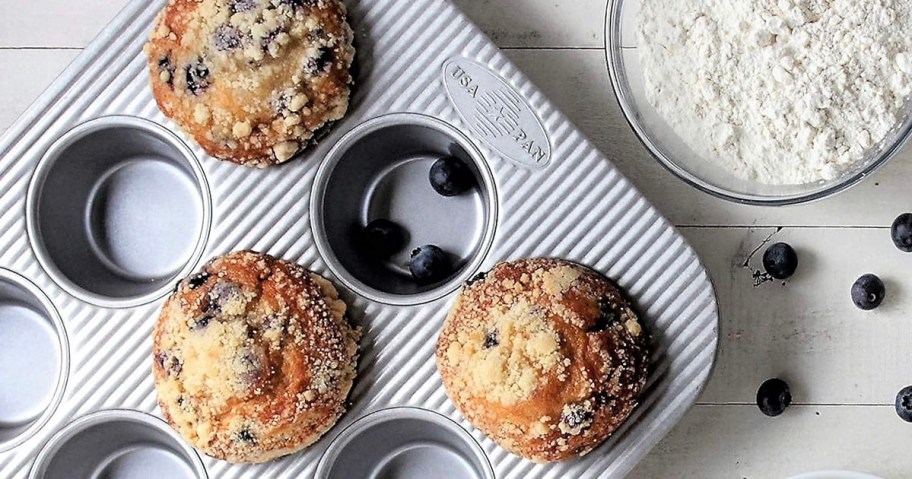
(605, 0, 912, 206)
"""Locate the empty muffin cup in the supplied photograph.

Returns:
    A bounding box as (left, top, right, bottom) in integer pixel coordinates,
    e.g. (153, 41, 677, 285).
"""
(316, 407, 494, 479)
(26, 116, 211, 308)
(0, 269, 69, 452)
(311, 113, 497, 305)
(28, 410, 207, 479)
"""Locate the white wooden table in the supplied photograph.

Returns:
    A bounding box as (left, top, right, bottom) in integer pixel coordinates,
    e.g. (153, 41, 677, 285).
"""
(3, 1, 910, 477)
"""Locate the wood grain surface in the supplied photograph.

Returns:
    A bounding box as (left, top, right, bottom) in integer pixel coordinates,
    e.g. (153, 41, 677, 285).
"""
(2, 1, 909, 477)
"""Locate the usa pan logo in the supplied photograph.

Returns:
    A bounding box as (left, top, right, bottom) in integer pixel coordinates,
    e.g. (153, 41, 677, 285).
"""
(442, 58, 552, 169)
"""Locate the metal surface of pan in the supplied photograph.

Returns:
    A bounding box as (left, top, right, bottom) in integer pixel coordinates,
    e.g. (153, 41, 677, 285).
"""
(311, 113, 498, 305)
(0, 269, 69, 453)
(315, 407, 495, 479)
(28, 410, 207, 479)
(0, 0, 720, 477)
(25, 116, 212, 309)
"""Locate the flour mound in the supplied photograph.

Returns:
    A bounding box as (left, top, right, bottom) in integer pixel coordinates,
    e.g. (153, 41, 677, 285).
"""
(637, 0, 912, 185)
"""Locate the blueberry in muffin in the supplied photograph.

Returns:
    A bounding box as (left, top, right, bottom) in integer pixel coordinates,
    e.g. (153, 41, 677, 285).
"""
(436, 258, 650, 462)
(145, 0, 355, 166)
(153, 251, 360, 463)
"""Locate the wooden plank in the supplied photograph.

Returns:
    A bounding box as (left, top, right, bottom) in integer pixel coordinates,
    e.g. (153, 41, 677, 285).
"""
(504, 49, 912, 228)
(0, 50, 79, 136)
(6, 2, 912, 477)
(629, 405, 910, 478)
(0, 0, 606, 49)
(683, 226, 912, 406)
(0, 0, 130, 48)
(453, 0, 606, 48)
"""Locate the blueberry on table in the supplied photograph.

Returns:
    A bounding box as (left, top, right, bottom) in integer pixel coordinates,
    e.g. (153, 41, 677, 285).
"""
(429, 157, 475, 197)
(409, 245, 452, 284)
(360, 219, 406, 258)
(756, 378, 791, 417)
(851, 274, 886, 310)
(891, 213, 912, 252)
(762, 242, 798, 280)
(897, 386, 912, 423)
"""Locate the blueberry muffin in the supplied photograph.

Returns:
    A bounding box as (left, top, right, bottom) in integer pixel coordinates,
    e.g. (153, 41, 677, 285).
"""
(144, 0, 354, 167)
(435, 258, 650, 463)
(152, 251, 360, 463)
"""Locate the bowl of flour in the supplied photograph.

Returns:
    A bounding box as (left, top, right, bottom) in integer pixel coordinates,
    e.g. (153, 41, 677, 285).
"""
(607, 0, 912, 204)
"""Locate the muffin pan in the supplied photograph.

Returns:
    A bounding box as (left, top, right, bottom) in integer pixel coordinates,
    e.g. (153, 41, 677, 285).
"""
(0, 0, 719, 478)
(0, 269, 68, 453)
(26, 116, 211, 308)
(28, 410, 206, 479)
(311, 113, 497, 305)
(315, 407, 495, 479)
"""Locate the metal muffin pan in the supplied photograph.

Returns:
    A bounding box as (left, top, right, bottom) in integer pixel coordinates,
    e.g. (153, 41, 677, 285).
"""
(28, 410, 206, 479)
(25, 116, 211, 309)
(0, 269, 68, 453)
(315, 407, 495, 479)
(311, 113, 497, 305)
(0, 0, 719, 478)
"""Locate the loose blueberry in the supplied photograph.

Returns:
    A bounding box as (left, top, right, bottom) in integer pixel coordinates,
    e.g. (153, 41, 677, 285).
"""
(891, 213, 912, 252)
(756, 378, 791, 417)
(851, 274, 886, 310)
(185, 59, 211, 95)
(762, 242, 798, 280)
(429, 157, 475, 197)
(409, 245, 452, 284)
(360, 219, 406, 258)
(896, 386, 912, 423)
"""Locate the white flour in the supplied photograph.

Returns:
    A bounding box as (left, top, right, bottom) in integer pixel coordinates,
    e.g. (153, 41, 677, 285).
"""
(637, 0, 912, 185)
